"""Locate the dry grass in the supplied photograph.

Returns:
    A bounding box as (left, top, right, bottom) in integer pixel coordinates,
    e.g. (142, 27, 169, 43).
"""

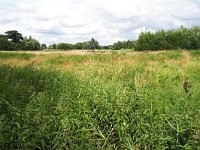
(0, 50, 180, 55)
(0, 58, 30, 67)
(0, 50, 193, 75)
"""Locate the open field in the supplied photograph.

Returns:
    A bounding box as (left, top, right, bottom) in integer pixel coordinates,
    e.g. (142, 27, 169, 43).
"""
(1, 50, 200, 149)
(0, 49, 155, 55)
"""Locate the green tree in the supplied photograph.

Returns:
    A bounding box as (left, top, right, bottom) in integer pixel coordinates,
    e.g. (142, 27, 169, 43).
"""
(56, 43, 73, 50)
(112, 40, 135, 50)
(48, 43, 57, 49)
(101, 45, 110, 49)
(0, 35, 11, 50)
(135, 26, 200, 51)
(88, 38, 100, 49)
(5, 30, 23, 43)
(41, 44, 47, 50)
(53, 43, 56, 49)
(74, 42, 85, 49)
(22, 36, 40, 50)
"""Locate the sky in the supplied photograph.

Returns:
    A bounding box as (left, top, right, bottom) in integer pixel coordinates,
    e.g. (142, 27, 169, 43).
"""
(0, 0, 200, 45)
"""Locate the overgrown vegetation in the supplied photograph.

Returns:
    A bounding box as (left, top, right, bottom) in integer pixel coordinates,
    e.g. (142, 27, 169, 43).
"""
(1, 51, 200, 149)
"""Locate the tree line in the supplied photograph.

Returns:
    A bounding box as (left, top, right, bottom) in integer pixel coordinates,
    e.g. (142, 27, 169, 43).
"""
(0, 30, 46, 51)
(48, 39, 136, 50)
(1, 26, 200, 51)
(0, 30, 136, 51)
(111, 40, 135, 50)
(49, 38, 101, 50)
(135, 26, 200, 51)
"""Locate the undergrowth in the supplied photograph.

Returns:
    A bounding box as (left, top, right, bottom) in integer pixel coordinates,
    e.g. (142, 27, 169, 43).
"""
(0, 51, 200, 149)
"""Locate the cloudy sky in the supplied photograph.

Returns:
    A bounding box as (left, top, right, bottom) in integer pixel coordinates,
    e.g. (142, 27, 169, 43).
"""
(0, 0, 200, 45)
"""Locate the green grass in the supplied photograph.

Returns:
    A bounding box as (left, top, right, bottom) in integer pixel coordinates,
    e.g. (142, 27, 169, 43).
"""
(0, 52, 34, 60)
(1, 51, 200, 149)
(138, 51, 183, 62)
(190, 50, 200, 56)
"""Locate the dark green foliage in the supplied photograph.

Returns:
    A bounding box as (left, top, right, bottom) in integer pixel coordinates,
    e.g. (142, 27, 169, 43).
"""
(0, 31, 43, 51)
(53, 43, 56, 49)
(74, 41, 91, 50)
(54, 38, 100, 50)
(41, 43, 47, 50)
(0, 35, 11, 50)
(56, 43, 74, 50)
(5, 30, 23, 43)
(111, 40, 135, 50)
(74, 42, 86, 49)
(135, 26, 200, 51)
(77, 38, 100, 49)
(0, 34, 24, 51)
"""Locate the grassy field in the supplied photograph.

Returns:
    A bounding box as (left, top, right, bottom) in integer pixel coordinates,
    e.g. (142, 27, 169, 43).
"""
(1, 50, 200, 149)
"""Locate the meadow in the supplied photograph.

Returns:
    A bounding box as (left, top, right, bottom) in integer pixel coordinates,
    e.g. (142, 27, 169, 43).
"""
(0, 50, 200, 149)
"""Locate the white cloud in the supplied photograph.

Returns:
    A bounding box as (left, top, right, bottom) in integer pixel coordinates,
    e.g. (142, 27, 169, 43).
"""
(0, 0, 199, 45)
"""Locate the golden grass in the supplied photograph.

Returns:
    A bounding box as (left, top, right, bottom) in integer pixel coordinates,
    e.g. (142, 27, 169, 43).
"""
(0, 50, 179, 55)
(0, 58, 30, 67)
(0, 50, 196, 78)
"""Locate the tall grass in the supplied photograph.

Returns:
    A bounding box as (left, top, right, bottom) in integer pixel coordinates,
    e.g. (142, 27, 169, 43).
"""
(1, 51, 200, 149)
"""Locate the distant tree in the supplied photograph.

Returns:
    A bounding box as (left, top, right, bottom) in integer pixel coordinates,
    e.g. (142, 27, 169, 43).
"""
(0, 35, 11, 50)
(22, 36, 40, 50)
(101, 45, 111, 49)
(135, 26, 200, 51)
(48, 44, 55, 49)
(56, 43, 73, 50)
(74, 42, 85, 49)
(41, 43, 47, 50)
(5, 30, 23, 43)
(111, 40, 135, 50)
(47, 38, 102, 50)
(53, 43, 56, 49)
(126, 40, 136, 49)
(88, 38, 100, 49)
(112, 41, 123, 50)
(48, 43, 57, 49)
